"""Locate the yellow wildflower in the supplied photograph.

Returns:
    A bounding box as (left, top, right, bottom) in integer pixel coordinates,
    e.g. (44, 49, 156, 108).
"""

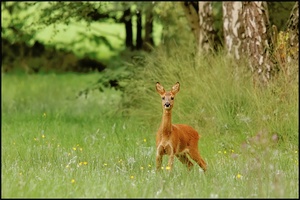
(236, 173, 242, 179)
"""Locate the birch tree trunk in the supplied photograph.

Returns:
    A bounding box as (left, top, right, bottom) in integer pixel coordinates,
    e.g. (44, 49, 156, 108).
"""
(223, 2, 243, 59)
(198, 2, 215, 53)
(223, 2, 272, 86)
(181, 1, 216, 55)
(242, 2, 271, 86)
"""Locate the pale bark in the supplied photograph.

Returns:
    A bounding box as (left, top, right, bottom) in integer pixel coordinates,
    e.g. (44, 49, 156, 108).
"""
(242, 2, 271, 84)
(181, 1, 216, 54)
(223, 2, 272, 86)
(198, 2, 215, 53)
(222, 2, 243, 59)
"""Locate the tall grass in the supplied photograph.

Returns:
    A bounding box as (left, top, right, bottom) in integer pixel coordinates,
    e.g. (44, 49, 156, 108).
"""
(2, 44, 299, 198)
(122, 43, 298, 147)
(121, 43, 299, 197)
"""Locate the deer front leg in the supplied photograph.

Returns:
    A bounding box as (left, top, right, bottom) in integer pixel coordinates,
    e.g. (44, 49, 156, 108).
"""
(167, 154, 175, 170)
(156, 155, 163, 171)
(156, 146, 164, 171)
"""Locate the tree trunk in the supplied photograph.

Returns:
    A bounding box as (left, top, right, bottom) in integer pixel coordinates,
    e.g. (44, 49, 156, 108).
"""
(123, 8, 134, 50)
(242, 2, 272, 86)
(198, 2, 215, 53)
(143, 8, 154, 51)
(223, 2, 272, 86)
(181, 2, 199, 49)
(181, 2, 216, 55)
(223, 2, 243, 59)
(136, 10, 143, 50)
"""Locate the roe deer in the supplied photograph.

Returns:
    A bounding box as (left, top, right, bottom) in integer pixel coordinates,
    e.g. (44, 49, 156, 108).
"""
(155, 82, 207, 172)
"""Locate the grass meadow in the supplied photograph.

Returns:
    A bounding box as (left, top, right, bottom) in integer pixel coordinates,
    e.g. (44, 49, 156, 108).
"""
(1, 46, 299, 198)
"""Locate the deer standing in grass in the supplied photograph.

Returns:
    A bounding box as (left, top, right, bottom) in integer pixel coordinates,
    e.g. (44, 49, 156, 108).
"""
(155, 82, 207, 172)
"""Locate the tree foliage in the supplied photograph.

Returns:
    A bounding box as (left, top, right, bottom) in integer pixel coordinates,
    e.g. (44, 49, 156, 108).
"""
(1, 1, 298, 88)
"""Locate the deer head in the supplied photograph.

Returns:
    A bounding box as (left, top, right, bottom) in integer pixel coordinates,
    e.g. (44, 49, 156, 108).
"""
(156, 82, 180, 111)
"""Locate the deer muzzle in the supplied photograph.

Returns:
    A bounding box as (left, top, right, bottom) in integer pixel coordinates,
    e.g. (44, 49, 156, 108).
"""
(164, 102, 171, 109)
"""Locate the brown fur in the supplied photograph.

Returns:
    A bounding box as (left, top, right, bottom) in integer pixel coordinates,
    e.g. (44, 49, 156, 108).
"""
(155, 82, 207, 172)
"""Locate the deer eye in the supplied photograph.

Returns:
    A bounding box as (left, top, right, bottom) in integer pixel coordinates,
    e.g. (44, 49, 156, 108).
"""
(171, 97, 174, 100)
(162, 97, 165, 100)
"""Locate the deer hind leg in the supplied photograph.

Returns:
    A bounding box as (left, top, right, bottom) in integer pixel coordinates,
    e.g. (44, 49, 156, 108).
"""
(176, 154, 194, 170)
(188, 149, 207, 172)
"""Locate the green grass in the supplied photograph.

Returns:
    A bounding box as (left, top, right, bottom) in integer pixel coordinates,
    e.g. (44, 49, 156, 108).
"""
(2, 46, 299, 197)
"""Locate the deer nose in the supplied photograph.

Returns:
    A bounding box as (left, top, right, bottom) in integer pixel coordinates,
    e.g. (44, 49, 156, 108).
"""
(164, 102, 170, 107)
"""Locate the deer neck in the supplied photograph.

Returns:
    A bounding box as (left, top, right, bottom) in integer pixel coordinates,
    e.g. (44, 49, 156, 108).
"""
(160, 110, 172, 136)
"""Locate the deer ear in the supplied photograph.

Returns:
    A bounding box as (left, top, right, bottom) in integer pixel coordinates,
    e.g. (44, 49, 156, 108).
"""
(171, 82, 180, 95)
(156, 82, 165, 95)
